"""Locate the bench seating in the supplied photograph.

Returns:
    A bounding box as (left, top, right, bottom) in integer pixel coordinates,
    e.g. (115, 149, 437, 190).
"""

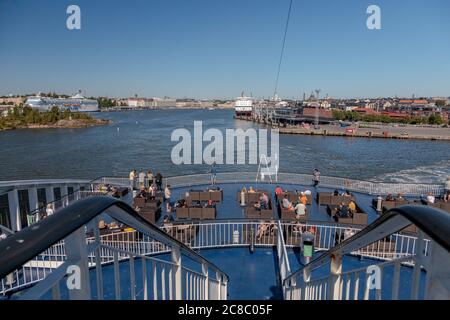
(245, 206, 273, 219)
(186, 189, 223, 205)
(276, 192, 312, 205)
(175, 206, 217, 220)
(236, 190, 270, 206)
(327, 204, 368, 225)
(317, 192, 355, 205)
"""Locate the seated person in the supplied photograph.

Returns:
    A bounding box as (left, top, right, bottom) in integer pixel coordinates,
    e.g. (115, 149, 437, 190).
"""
(98, 220, 108, 230)
(206, 199, 215, 207)
(260, 193, 269, 209)
(254, 201, 262, 209)
(385, 193, 394, 201)
(426, 192, 435, 204)
(248, 186, 256, 193)
(299, 192, 308, 205)
(148, 184, 156, 198)
(282, 194, 294, 211)
(108, 221, 119, 229)
(337, 202, 351, 218)
(137, 186, 148, 198)
(396, 193, 404, 201)
(163, 215, 175, 224)
(294, 202, 307, 218)
(241, 186, 247, 193)
(256, 222, 270, 240)
(174, 199, 186, 208)
(333, 189, 340, 196)
(343, 190, 352, 197)
(348, 200, 356, 213)
(193, 200, 202, 208)
(268, 220, 278, 235)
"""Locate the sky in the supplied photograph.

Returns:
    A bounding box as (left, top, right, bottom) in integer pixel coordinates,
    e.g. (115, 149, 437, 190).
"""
(0, 0, 449, 99)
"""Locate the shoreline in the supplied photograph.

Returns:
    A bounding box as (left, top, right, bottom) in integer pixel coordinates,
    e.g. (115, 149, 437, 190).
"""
(235, 116, 450, 141)
(0, 118, 112, 131)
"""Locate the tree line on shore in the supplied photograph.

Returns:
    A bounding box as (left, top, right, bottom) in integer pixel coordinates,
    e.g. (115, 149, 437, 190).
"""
(332, 110, 447, 125)
(0, 106, 95, 130)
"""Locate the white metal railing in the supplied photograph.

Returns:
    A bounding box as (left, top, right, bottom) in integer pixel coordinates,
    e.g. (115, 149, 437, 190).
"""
(285, 255, 415, 300)
(98, 172, 443, 196)
(276, 220, 291, 298)
(25, 190, 110, 226)
(0, 199, 228, 300)
(283, 206, 450, 300)
(1, 219, 427, 297)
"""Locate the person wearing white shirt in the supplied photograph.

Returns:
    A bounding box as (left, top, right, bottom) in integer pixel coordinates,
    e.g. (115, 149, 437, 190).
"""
(426, 192, 435, 204)
(294, 202, 306, 216)
(46, 204, 54, 216)
(164, 185, 172, 212)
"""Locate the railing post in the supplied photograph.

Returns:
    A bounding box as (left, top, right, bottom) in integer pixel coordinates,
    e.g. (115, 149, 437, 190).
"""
(7, 189, 20, 232)
(65, 226, 91, 300)
(45, 186, 55, 206)
(221, 275, 228, 300)
(328, 253, 342, 300)
(171, 245, 182, 300)
(61, 185, 69, 207)
(28, 187, 39, 222)
(425, 240, 450, 299)
(411, 230, 425, 300)
(202, 262, 209, 299)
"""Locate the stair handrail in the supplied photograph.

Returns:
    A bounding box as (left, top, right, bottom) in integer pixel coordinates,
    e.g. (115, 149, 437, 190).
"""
(284, 205, 450, 286)
(0, 196, 228, 282)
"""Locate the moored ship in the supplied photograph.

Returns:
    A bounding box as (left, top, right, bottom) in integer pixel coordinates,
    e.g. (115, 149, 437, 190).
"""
(234, 93, 253, 117)
(25, 92, 99, 112)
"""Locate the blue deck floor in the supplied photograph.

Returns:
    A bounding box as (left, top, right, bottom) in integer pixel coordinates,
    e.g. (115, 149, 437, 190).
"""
(12, 247, 425, 300)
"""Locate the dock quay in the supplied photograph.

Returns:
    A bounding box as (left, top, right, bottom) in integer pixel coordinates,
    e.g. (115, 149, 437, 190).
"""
(234, 116, 450, 141)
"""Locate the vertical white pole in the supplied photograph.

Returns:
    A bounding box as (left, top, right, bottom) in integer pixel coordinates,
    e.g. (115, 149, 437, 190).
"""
(171, 245, 182, 300)
(328, 254, 343, 300)
(61, 185, 69, 207)
(28, 187, 39, 222)
(65, 227, 91, 300)
(8, 189, 20, 231)
(46, 187, 55, 204)
(202, 262, 209, 300)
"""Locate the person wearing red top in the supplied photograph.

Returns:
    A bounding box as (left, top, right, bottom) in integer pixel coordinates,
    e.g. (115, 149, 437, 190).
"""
(275, 186, 283, 196)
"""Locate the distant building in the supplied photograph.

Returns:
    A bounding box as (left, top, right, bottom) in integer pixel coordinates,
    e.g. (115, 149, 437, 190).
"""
(0, 97, 24, 106)
(127, 97, 177, 108)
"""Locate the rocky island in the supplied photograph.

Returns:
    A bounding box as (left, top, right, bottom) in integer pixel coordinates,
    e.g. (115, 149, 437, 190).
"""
(0, 106, 111, 131)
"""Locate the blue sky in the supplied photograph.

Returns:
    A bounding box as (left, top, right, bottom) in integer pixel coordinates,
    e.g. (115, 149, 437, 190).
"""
(0, 0, 449, 99)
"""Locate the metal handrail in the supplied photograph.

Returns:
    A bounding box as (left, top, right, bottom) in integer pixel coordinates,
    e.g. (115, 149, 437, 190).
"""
(0, 196, 228, 281)
(98, 171, 444, 196)
(284, 205, 450, 285)
(25, 175, 107, 218)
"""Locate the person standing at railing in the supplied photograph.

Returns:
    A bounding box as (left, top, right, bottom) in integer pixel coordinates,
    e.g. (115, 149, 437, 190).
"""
(210, 163, 217, 186)
(129, 169, 136, 190)
(155, 172, 163, 191)
(147, 170, 154, 188)
(313, 168, 320, 187)
(444, 177, 450, 202)
(164, 184, 172, 212)
(46, 203, 54, 216)
(138, 170, 146, 189)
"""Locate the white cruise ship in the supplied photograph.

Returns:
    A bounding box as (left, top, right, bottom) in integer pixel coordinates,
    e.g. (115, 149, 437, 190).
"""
(234, 93, 253, 117)
(25, 92, 99, 112)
